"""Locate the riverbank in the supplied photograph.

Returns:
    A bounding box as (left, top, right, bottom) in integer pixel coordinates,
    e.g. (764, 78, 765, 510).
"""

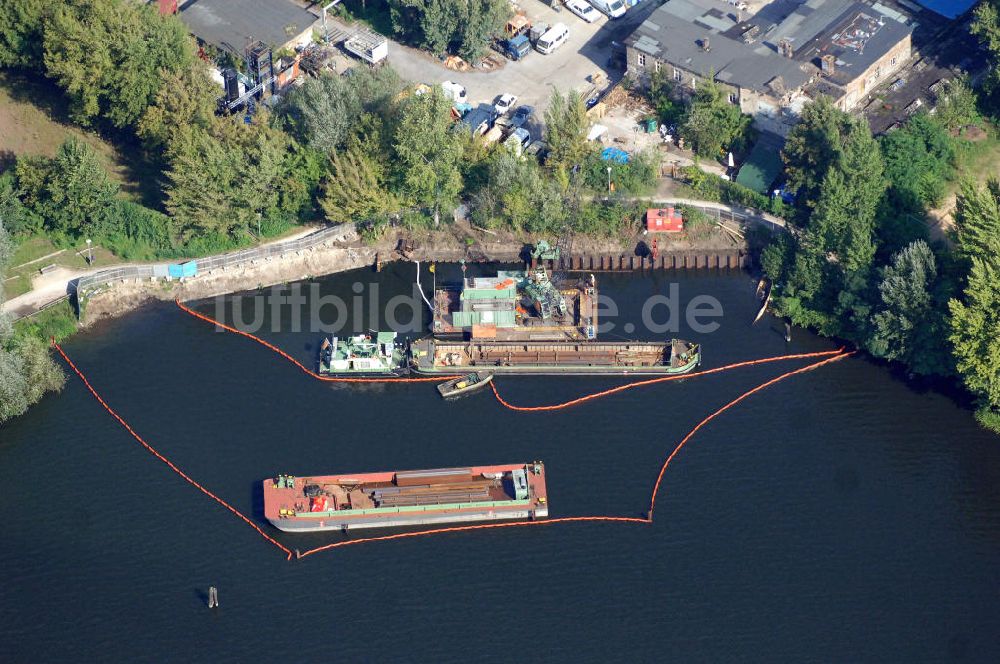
(79, 215, 748, 325)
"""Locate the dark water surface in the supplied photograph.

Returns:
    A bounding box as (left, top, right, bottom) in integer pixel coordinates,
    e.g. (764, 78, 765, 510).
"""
(2, 265, 999, 662)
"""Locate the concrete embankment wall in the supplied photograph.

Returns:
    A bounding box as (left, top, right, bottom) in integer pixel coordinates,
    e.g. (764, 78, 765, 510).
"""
(82, 236, 746, 325)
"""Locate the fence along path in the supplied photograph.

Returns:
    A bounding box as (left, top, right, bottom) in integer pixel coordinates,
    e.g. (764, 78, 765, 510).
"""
(74, 224, 353, 294)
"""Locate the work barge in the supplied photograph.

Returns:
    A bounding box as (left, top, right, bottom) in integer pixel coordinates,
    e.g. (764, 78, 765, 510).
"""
(432, 267, 598, 341)
(264, 463, 548, 532)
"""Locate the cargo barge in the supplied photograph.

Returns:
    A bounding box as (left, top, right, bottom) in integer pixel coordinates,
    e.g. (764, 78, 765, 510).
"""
(264, 463, 548, 532)
(410, 338, 701, 375)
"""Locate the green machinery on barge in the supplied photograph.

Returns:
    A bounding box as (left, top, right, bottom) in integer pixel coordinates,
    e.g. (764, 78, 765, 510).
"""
(318, 332, 408, 376)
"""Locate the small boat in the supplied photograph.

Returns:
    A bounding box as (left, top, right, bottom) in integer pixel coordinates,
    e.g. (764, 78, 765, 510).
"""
(436, 371, 494, 399)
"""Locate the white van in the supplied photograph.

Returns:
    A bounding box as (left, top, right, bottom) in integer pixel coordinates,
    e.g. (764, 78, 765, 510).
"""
(590, 0, 626, 18)
(441, 80, 467, 104)
(535, 23, 570, 55)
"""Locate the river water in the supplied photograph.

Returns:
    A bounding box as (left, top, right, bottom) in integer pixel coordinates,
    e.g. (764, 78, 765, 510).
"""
(2, 264, 999, 662)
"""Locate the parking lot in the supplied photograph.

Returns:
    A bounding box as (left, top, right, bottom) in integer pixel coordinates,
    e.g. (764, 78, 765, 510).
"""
(361, 0, 661, 115)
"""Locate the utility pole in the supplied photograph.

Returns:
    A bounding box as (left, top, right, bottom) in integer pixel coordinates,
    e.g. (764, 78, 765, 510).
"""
(606, 166, 612, 195)
(85, 238, 93, 265)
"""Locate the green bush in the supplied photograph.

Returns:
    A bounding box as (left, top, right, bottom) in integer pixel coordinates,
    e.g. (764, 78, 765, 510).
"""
(975, 406, 1000, 435)
(582, 151, 658, 195)
(13, 299, 79, 343)
(100, 200, 176, 260)
(680, 165, 788, 217)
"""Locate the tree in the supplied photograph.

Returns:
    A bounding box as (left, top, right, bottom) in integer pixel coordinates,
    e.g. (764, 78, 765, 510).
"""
(0, 0, 48, 67)
(971, 1, 1000, 114)
(934, 76, 981, 132)
(321, 146, 397, 224)
(0, 173, 37, 237)
(953, 179, 1000, 260)
(948, 179, 1000, 431)
(868, 241, 949, 375)
(768, 97, 886, 338)
(345, 65, 405, 117)
(470, 150, 567, 232)
(880, 113, 955, 212)
(42, 138, 119, 236)
(457, 0, 510, 62)
(949, 257, 1000, 422)
(544, 89, 591, 177)
(782, 95, 856, 220)
(389, 0, 508, 60)
(680, 79, 752, 158)
(42, 0, 197, 128)
(391, 88, 464, 221)
(647, 68, 684, 126)
(138, 64, 220, 150)
(280, 73, 362, 153)
(164, 114, 292, 240)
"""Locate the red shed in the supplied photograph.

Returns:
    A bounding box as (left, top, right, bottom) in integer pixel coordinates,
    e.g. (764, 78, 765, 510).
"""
(646, 207, 683, 233)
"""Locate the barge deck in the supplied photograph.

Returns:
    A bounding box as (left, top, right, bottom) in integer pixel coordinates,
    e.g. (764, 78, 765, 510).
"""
(264, 463, 548, 532)
(410, 338, 701, 375)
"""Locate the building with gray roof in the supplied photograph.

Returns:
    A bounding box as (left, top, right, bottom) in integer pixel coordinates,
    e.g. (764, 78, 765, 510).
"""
(625, 0, 914, 134)
(179, 0, 317, 55)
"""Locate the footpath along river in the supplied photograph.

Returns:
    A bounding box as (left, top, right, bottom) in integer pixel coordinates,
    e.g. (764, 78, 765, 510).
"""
(1, 263, 999, 662)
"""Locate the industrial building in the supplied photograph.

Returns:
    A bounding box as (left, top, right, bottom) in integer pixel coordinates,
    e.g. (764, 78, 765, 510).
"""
(177, 0, 317, 55)
(625, 0, 914, 134)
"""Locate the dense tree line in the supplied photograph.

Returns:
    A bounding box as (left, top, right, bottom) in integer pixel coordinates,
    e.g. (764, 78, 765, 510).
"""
(761, 90, 1000, 432)
(388, 0, 511, 62)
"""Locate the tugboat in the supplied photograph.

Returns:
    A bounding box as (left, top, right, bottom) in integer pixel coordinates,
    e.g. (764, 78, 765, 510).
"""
(318, 332, 407, 376)
(436, 371, 494, 399)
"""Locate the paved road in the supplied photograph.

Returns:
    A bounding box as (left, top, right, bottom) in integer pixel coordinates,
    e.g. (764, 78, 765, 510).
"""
(342, 0, 661, 115)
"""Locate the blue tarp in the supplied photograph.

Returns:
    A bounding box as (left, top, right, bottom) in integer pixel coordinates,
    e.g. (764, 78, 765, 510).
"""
(912, 0, 974, 18)
(167, 261, 198, 278)
(601, 147, 630, 164)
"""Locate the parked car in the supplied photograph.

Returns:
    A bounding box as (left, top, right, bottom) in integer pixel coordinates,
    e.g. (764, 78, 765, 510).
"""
(441, 80, 468, 104)
(590, 0, 626, 18)
(565, 0, 600, 23)
(494, 93, 518, 116)
(511, 105, 534, 128)
(503, 128, 532, 156)
(461, 104, 496, 136)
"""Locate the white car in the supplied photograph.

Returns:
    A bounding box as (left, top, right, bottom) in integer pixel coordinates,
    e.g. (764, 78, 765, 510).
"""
(565, 0, 600, 23)
(494, 93, 518, 116)
(591, 0, 626, 19)
(441, 80, 467, 104)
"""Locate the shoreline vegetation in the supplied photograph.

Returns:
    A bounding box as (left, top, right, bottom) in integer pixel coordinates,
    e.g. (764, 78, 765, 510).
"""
(0, 0, 998, 433)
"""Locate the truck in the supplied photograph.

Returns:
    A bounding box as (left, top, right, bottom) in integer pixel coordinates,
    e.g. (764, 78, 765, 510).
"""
(344, 31, 388, 64)
(499, 14, 532, 60)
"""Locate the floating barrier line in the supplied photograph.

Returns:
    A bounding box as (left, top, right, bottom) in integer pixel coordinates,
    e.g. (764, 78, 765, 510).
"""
(489, 348, 845, 412)
(69, 303, 853, 560)
(52, 342, 295, 561)
(175, 299, 454, 383)
(296, 516, 649, 559)
(296, 351, 853, 559)
(646, 350, 854, 519)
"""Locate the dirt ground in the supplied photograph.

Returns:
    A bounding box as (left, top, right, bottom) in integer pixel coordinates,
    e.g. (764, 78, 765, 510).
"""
(0, 73, 119, 170)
